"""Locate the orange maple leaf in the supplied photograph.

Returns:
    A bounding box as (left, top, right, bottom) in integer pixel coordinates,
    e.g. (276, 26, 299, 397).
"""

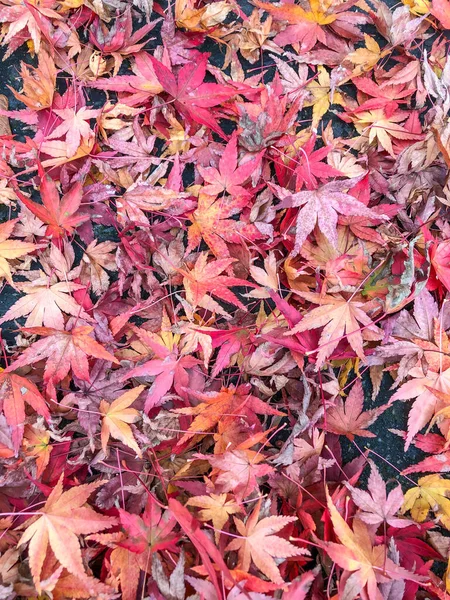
(10, 50, 56, 111)
(187, 192, 262, 258)
(17, 474, 118, 593)
(0, 219, 42, 287)
(100, 385, 144, 458)
(23, 423, 52, 478)
(180, 252, 256, 318)
(175, 383, 282, 446)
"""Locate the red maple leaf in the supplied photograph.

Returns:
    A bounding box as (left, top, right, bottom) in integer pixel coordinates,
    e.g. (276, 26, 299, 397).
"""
(14, 163, 88, 242)
(122, 327, 199, 412)
(6, 326, 119, 399)
(150, 54, 236, 136)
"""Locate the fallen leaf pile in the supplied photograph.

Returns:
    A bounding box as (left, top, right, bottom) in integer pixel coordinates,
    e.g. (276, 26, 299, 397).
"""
(1, 0, 450, 597)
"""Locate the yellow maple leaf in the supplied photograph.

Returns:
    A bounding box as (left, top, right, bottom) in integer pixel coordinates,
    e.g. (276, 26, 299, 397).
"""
(346, 34, 386, 77)
(187, 493, 242, 543)
(402, 474, 450, 529)
(403, 0, 431, 14)
(305, 66, 343, 129)
(0, 219, 42, 287)
(100, 386, 144, 458)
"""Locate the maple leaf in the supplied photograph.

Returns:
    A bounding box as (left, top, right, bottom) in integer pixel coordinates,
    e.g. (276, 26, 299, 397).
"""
(391, 366, 450, 449)
(432, 0, 450, 28)
(203, 448, 274, 500)
(100, 385, 143, 458)
(23, 423, 52, 478)
(116, 183, 192, 227)
(180, 252, 255, 318)
(322, 490, 423, 600)
(187, 191, 263, 258)
(270, 54, 309, 105)
(198, 132, 263, 199)
(225, 499, 308, 585)
(17, 474, 117, 593)
(119, 496, 179, 556)
(0, 279, 91, 329)
(346, 102, 422, 158)
(89, 51, 163, 106)
(123, 327, 199, 412)
(106, 119, 158, 177)
(79, 240, 117, 295)
(0, 218, 41, 287)
(346, 461, 411, 528)
(6, 326, 119, 399)
(402, 474, 450, 529)
(187, 493, 242, 543)
(347, 34, 386, 77)
(107, 546, 141, 600)
(0, 371, 49, 455)
(45, 106, 100, 158)
(288, 291, 382, 367)
(175, 383, 283, 446)
(14, 164, 89, 240)
(150, 54, 236, 135)
(274, 177, 386, 254)
(286, 133, 342, 190)
(431, 239, 450, 292)
(89, 6, 155, 75)
(325, 379, 386, 440)
(11, 49, 56, 110)
(175, 0, 232, 31)
(253, 0, 365, 51)
(0, 0, 62, 57)
(169, 498, 234, 596)
(305, 65, 343, 129)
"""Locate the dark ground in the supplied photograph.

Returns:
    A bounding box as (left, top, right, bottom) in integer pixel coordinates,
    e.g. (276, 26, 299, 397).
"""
(0, 0, 424, 485)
